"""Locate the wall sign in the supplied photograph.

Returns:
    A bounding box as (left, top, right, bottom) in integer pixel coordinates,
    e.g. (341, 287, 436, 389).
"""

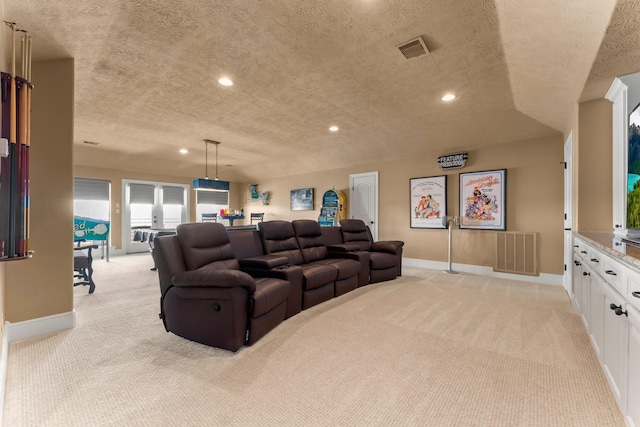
(437, 152, 468, 169)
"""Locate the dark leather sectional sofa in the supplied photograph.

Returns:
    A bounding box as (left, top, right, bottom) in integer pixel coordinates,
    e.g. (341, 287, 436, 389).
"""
(153, 219, 404, 352)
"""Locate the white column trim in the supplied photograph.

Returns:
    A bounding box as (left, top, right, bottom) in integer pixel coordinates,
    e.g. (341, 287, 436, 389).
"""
(0, 326, 9, 427)
(6, 310, 76, 343)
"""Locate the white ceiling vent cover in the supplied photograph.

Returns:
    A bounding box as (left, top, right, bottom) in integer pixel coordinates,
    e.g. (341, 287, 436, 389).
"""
(397, 36, 430, 60)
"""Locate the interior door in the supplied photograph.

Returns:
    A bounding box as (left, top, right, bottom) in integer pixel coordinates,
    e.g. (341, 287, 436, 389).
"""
(563, 132, 574, 295)
(123, 180, 189, 254)
(349, 171, 378, 241)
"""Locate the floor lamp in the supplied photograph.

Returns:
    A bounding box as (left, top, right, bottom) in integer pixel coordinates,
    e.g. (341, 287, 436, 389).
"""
(443, 215, 458, 274)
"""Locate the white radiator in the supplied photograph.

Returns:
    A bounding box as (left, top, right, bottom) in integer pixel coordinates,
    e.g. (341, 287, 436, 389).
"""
(495, 232, 537, 276)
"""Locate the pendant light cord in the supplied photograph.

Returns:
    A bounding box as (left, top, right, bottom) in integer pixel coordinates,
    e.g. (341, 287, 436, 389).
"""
(203, 139, 221, 180)
(205, 142, 209, 179)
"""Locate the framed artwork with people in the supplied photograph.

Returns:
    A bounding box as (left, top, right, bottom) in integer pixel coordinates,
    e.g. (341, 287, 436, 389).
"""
(459, 169, 506, 230)
(410, 175, 447, 229)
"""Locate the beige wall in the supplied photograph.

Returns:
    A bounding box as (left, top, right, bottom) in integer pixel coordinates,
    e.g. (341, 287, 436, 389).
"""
(74, 165, 245, 249)
(244, 133, 565, 275)
(577, 98, 613, 232)
(5, 59, 75, 323)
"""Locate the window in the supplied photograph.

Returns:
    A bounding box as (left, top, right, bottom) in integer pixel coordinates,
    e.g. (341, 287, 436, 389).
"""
(195, 190, 229, 222)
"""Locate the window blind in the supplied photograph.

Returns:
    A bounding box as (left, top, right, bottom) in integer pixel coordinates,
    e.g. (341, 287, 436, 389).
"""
(196, 190, 228, 205)
(162, 186, 185, 205)
(129, 183, 155, 204)
(74, 178, 110, 201)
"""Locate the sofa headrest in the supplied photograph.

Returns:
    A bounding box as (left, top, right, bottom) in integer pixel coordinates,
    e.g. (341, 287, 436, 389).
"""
(177, 222, 228, 247)
(292, 219, 321, 237)
(259, 220, 295, 240)
(176, 223, 237, 271)
(340, 219, 367, 233)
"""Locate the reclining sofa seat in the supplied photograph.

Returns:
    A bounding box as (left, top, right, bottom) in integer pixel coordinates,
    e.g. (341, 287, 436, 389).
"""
(339, 219, 405, 284)
(154, 222, 290, 351)
(258, 220, 339, 310)
(319, 226, 371, 287)
(292, 220, 361, 297)
(227, 227, 304, 319)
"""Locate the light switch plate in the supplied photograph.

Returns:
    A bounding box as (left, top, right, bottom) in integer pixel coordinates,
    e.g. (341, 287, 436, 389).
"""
(0, 138, 8, 157)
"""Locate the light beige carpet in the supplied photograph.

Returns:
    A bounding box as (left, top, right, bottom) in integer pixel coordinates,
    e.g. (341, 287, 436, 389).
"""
(3, 254, 625, 426)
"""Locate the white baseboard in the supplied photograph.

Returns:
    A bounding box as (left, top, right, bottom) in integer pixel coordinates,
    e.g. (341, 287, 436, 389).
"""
(402, 258, 563, 286)
(0, 325, 9, 427)
(6, 310, 76, 343)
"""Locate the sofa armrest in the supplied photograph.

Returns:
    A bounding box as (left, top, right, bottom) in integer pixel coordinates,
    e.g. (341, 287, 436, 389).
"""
(326, 243, 360, 253)
(371, 240, 404, 254)
(172, 269, 256, 292)
(239, 254, 290, 270)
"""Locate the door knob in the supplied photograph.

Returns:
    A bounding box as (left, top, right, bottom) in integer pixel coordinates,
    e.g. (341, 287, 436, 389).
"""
(615, 308, 628, 317)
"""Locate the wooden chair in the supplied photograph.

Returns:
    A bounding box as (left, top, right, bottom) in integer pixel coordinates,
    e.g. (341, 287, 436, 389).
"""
(74, 244, 99, 293)
(250, 212, 264, 224)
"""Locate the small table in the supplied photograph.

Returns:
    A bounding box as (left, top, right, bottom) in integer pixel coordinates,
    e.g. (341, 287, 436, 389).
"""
(220, 215, 245, 226)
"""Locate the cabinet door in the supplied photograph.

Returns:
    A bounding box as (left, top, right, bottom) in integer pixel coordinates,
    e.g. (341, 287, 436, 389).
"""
(581, 266, 592, 331)
(627, 307, 640, 427)
(602, 284, 629, 411)
(573, 257, 583, 314)
(589, 273, 605, 362)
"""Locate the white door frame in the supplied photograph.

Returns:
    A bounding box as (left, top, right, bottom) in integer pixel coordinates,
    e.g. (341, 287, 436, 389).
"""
(122, 179, 190, 254)
(348, 171, 379, 241)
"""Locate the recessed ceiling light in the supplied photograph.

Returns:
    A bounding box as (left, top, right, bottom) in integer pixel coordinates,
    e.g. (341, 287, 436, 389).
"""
(179, 148, 188, 154)
(329, 126, 339, 132)
(441, 93, 456, 102)
(218, 77, 233, 86)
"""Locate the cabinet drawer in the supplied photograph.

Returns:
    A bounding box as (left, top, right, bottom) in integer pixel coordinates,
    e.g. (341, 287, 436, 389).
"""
(600, 253, 626, 295)
(587, 247, 604, 275)
(577, 240, 589, 259)
(628, 270, 640, 313)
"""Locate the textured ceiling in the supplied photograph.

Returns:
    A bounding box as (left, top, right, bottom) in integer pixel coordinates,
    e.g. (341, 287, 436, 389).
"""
(2, 0, 634, 182)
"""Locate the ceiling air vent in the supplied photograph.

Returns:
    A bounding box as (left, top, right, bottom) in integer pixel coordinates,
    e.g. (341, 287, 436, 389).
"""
(397, 36, 429, 60)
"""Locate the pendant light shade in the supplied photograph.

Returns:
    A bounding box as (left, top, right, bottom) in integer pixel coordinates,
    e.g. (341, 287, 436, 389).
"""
(193, 139, 230, 191)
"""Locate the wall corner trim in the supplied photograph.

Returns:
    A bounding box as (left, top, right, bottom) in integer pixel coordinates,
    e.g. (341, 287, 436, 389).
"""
(6, 311, 76, 343)
(0, 325, 9, 427)
(402, 258, 563, 286)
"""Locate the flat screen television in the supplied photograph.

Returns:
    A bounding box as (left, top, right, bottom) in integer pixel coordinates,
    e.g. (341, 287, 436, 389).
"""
(627, 102, 640, 230)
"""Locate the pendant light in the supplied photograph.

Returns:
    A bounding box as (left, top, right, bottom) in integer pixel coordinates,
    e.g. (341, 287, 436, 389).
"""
(192, 139, 230, 191)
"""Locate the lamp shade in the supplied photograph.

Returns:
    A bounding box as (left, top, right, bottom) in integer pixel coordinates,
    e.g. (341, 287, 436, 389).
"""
(192, 178, 230, 191)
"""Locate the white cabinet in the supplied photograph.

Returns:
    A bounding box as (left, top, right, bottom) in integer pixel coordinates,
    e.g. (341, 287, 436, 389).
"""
(589, 273, 605, 362)
(573, 235, 639, 421)
(601, 282, 628, 411)
(573, 255, 583, 314)
(581, 265, 592, 330)
(627, 307, 640, 427)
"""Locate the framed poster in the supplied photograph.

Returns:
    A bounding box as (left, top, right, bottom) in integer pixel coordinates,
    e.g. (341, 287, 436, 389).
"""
(410, 175, 447, 228)
(459, 169, 506, 230)
(290, 188, 314, 211)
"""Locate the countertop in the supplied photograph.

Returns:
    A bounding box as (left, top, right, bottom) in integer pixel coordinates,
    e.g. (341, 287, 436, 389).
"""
(575, 231, 640, 271)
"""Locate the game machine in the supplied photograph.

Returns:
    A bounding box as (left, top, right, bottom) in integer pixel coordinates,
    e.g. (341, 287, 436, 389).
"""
(74, 216, 111, 260)
(318, 189, 347, 226)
